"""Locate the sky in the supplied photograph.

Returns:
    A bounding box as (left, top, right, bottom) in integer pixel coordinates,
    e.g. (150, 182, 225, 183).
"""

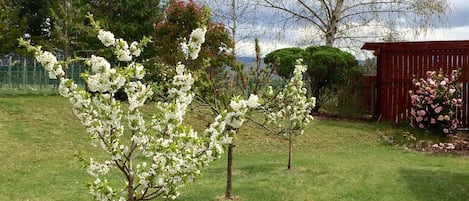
(219, 0, 469, 59)
(417, 0, 469, 41)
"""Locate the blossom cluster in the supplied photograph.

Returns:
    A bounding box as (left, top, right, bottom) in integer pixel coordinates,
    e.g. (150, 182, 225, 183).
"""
(20, 24, 259, 201)
(409, 69, 463, 135)
(263, 59, 315, 137)
(29, 45, 65, 79)
(180, 27, 207, 60)
(98, 30, 142, 62)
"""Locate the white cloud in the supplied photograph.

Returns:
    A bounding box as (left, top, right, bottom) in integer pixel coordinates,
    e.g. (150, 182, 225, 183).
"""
(414, 26, 469, 41)
(236, 39, 295, 57)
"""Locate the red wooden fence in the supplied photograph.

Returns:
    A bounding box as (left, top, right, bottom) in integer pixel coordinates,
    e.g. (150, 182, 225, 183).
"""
(362, 41, 469, 128)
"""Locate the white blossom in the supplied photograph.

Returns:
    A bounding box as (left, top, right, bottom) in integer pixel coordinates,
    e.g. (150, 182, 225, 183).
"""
(116, 49, 132, 62)
(189, 45, 201, 60)
(34, 50, 65, 79)
(129, 41, 142, 57)
(218, 43, 232, 55)
(98, 30, 116, 47)
(115, 38, 128, 50)
(247, 94, 260, 108)
(229, 100, 244, 112)
(36, 51, 57, 71)
(87, 158, 112, 177)
(189, 27, 207, 45)
(181, 27, 207, 60)
(87, 55, 111, 73)
(135, 64, 145, 80)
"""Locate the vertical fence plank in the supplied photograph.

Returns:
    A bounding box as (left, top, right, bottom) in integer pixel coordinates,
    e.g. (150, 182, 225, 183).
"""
(395, 52, 402, 123)
(463, 52, 469, 127)
(400, 52, 409, 123)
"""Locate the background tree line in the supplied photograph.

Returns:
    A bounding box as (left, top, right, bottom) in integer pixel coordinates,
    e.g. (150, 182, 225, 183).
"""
(0, 0, 234, 89)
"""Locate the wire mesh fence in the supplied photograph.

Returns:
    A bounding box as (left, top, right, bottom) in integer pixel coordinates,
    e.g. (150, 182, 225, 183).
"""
(0, 55, 86, 92)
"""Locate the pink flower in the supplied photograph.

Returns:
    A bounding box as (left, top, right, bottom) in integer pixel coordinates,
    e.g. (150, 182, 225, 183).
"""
(452, 99, 458, 105)
(416, 116, 423, 122)
(449, 88, 456, 95)
(440, 80, 446, 86)
(434, 106, 442, 113)
(451, 70, 458, 75)
(417, 110, 426, 116)
(431, 118, 436, 124)
(452, 123, 458, 130)
(426, 71, 435, 77)
(443, 128, 449, 134)
(419, 123, 425, 129)
(429, 80, 435, 86)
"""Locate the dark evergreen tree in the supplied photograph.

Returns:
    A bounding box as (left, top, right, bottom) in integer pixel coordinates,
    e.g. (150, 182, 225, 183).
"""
(265, 46, 360, 112)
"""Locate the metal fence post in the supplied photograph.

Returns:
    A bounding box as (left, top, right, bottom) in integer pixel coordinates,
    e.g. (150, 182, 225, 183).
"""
(23, 58, 27, 86)
(33, 59, 37, 86)
(8, 56, 12, 87)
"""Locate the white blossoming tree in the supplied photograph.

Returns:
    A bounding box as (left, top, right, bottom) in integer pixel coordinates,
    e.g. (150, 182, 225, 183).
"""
(19, 15, 259, 201)
(263, 59, 316, 170)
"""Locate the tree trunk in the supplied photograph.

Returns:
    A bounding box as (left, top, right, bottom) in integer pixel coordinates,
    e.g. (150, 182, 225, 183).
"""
(325, 32, 334, 46)
(287, 138, 292, 170)
(325, 0, 344, 47)
(231, 0, 237, 57)
(127, 169, 135, 201)
(225, 143, 234, 199)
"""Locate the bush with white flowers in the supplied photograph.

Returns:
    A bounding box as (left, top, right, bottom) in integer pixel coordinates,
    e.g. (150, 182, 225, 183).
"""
(20, 15, 259, 201)
(262, 59, 315, 169)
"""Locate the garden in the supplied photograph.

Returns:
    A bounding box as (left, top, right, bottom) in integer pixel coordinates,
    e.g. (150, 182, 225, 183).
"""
(2, 95, 469, 201)
(1, 0, 466, 201)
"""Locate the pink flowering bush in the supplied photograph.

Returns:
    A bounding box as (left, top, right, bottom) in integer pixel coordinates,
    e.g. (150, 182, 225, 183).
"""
(409, 69, 463, 135)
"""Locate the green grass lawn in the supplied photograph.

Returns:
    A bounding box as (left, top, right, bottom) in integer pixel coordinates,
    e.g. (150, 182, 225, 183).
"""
(1, 95, 469, 201)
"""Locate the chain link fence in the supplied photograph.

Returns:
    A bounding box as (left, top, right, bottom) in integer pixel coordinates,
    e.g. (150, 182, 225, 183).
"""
(0, 55, 85, 92)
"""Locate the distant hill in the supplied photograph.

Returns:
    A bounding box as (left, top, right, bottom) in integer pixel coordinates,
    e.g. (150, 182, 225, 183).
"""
(239, 56, 365, 67)
(237, 56, 369, 74)
(237, 56, 266, 68)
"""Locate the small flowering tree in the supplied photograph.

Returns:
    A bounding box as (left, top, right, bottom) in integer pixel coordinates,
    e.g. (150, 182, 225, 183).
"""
(19, 15, 259, 201)
(263, 59, 316, 170)
(409, 69, 463, 135)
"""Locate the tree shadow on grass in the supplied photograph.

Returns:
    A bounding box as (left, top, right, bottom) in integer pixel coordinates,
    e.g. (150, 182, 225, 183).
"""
(401, 168, 469, 201)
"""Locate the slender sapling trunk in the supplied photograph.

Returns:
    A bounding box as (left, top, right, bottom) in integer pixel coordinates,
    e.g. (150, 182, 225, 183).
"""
(225, 143, 234, 199)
